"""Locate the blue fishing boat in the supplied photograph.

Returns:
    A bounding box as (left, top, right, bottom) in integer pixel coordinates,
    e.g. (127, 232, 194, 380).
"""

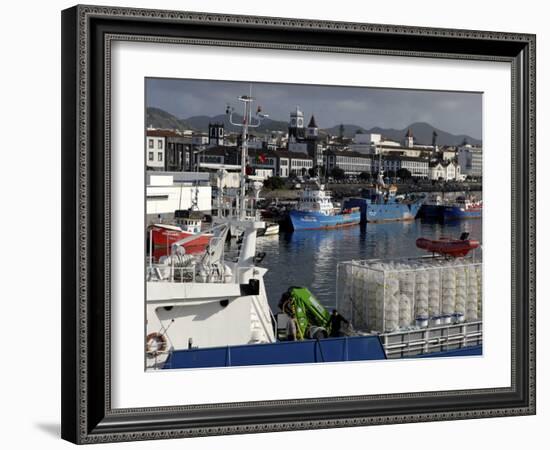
(343, 160, 423, 223)
(344, 185, 423, 223)
(442, 196, 482, 220)
(419, 194, 445, 219)
(289, 184, 360, 231)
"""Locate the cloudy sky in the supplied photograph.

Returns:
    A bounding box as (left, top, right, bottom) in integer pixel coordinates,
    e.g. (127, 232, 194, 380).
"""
(146, 78, 482, 139)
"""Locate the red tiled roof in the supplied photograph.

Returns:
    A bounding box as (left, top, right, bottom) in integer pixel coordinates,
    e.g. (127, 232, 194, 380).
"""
(146, 129, 180, 137)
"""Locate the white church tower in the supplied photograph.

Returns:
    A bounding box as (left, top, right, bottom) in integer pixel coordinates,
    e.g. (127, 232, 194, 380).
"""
(288, 106, 305, 140)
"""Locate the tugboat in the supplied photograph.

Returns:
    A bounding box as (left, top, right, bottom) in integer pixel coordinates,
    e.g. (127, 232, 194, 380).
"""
(289, 183, 360, 231)
(442, 196, 482, 220)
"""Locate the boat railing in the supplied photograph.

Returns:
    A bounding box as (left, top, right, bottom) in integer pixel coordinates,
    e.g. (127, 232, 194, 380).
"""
(381, 321, 483, 358)
(216, 206, 261, 220)
(147, 261, 261, 285)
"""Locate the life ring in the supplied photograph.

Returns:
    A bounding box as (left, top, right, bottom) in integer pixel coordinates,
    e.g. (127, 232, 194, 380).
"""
(146, 332, 167, 355)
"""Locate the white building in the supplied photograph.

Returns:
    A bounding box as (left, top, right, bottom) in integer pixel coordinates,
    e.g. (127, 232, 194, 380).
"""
(429, 160, 462, 181)
(354, 132, 381, 145)
(146, 130, 166, 170)
(289, 156, 314, 176)
(440, 147, 457, 161)
(379, 146, 423, 158)
(275, 151, 313, 178)
(325, 150, 372, 175)
(254, 169, 274, 180)
(351, 132, 401, 155)
(373, 155, 429, 178)
(457, 143, 483, 178)
(146, 173, 212, 221)
(351, 130, 426, 157)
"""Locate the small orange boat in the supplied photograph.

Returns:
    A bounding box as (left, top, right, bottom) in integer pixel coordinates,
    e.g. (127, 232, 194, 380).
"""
(416, 233, 480, 257)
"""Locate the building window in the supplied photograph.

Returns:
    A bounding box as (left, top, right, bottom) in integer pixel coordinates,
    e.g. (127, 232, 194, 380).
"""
(148, 139, 154, 149)
(158, 153, 163, 162)
(148, 152, 154, 161)
(158, 140, 163, 149)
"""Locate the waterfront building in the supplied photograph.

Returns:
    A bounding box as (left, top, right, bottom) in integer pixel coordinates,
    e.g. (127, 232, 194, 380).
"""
(372, 155, 430, 179)
(195, 146, 238, 168)
(351, 130, 422, 157)
(324, 149, 373, 176)
(429, 159, 462, 181)
(165, 134, 192, 172)
(199, 146, 312, 179)
(146, 129, 169, 171)
(280, 150, 314, 177)
(146, 172, 212, 221)
(208, 122, 224, 147)
(457, 142, 483, 178)
(377, 146, 423, 158)
(439, 146, 458, 161)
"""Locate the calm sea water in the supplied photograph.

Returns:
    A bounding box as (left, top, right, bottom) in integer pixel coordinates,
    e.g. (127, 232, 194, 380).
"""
(252, 218, 482, 311)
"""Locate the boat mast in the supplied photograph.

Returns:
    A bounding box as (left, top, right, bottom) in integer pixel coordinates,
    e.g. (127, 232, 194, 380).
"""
(377, 151, 385, 189)
(226, 87, 269, 220)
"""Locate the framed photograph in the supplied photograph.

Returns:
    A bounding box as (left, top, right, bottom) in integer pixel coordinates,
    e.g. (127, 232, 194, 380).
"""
(61, 5, 536, 444)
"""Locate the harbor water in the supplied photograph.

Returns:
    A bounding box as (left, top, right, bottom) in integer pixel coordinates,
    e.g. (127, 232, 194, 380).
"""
(251, 218, 482, 312)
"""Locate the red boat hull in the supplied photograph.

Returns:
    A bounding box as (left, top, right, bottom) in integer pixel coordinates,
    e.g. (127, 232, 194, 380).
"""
(149, 225, 211, 260)
(416, 237, 480, 257)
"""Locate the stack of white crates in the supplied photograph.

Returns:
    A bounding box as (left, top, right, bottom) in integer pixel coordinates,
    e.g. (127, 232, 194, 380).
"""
(336, 257, 482, 333)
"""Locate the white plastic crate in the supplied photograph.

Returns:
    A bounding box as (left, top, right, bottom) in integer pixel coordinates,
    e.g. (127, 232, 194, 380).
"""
(336, 257, 482, 333)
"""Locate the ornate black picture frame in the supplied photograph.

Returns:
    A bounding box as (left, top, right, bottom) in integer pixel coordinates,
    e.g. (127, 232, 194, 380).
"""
(61, 4, 536, 444)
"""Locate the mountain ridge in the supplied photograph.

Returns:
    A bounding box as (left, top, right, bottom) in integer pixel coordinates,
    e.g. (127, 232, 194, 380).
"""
(146, 107, 482, 146)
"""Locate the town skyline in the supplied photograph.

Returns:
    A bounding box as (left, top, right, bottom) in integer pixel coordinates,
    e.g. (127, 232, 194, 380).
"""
(146, 78, 483, 140)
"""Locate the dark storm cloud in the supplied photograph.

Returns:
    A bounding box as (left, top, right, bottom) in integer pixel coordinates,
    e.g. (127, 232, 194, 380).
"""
(146, 78, 482, 139)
